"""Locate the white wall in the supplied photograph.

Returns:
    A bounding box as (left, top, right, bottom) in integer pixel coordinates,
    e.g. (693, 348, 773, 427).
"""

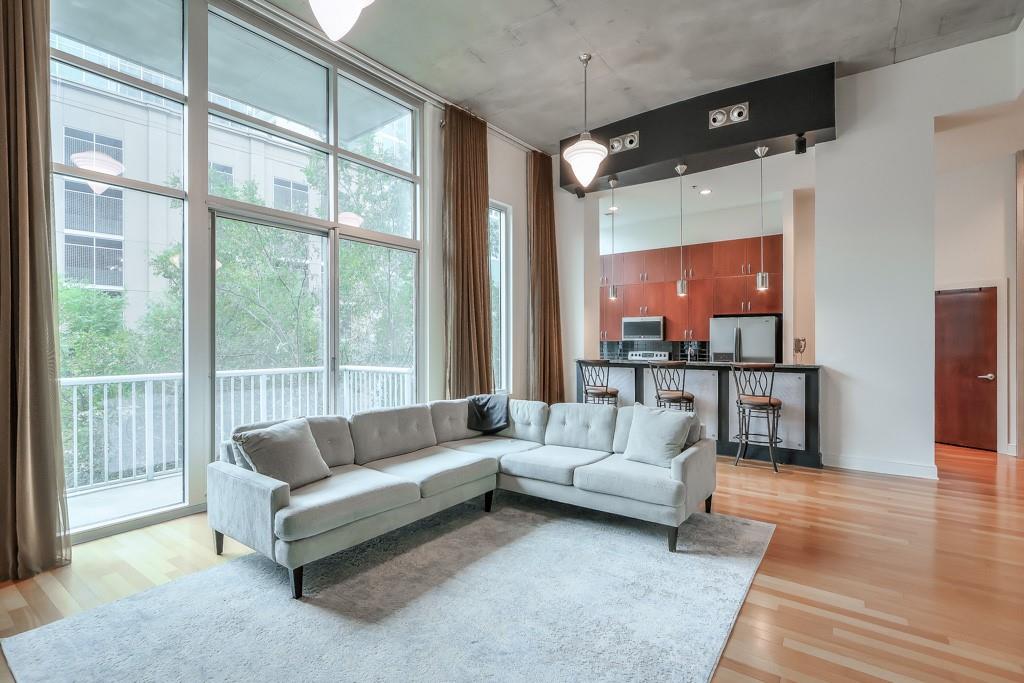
(815, 33, 1019, 478)
(792, 189, 815, 364)
(935, 155, 1018, 456)
(553, 156, 589, 401)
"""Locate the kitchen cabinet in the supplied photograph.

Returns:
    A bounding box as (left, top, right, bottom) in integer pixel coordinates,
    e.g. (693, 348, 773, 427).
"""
(714, 274, 782, 315)
(664, 246, 683, 282)
(599, 254, 622, 286)
(622, 282, 664, 317)
(713, 235, 783, 276)
(599, 287, 622, 341)
(620, 252, 645, 284)
(661, 283, 688, 340)
(687, 243, 714, 279)
(615, 249, 669, 285)
(661, 279, 713, 341)
(643, 248, 667, 283)
(713, 239, 748, 276)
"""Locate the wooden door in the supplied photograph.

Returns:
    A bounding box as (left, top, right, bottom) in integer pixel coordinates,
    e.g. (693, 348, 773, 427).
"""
(713, 239, 748, 276)
(661, 282, 688, 340)
(687, 279, 714, 341)
(688, 242, 714, 279)
(713, 275, 750, 314)
(935, 288, 997, 450)
(644, 249, 667, 283)
(749, 272, 783, 313)
(600, 287, 623, 341)
(663, 246, 684, 282)
(620, 252, 645, 284)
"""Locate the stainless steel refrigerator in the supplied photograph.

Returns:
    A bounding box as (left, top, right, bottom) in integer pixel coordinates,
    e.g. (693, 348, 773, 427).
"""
(709, 316, 781, 363)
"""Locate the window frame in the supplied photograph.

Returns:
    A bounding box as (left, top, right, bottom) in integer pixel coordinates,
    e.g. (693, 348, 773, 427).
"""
(488, 201, 512, 394)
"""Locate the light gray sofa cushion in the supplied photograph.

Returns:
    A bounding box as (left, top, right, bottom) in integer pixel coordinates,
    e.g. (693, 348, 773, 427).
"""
(364, 445, 498, 498)
(429, 399, 482, 443)
(443, 436, 541, 457)
(273, 465, 420, 541)
(574, 453, 685, 507)
(498, 399, 549, 443)
(232, 418, 331, 490)
(351, 404, 438, 465)
(544, 403, 617, 452)
(624, 405, 695, 468)
(228, 416, 355, 467)
(499, 444, 610, 485)
(612, 406, 634, 453)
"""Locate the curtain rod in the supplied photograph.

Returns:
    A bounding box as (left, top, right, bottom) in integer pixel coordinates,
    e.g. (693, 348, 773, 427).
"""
(235, 0, 543, 154)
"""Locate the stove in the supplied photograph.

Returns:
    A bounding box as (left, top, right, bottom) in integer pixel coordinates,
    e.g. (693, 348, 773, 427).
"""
(627, 350, 670, 361)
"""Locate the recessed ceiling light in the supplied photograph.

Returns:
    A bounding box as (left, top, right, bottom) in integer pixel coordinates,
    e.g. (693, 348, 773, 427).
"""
(699, 188, 712, 196)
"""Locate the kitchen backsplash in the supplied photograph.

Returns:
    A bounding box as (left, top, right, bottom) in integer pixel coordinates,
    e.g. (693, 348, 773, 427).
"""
(600, 340, 709, 362)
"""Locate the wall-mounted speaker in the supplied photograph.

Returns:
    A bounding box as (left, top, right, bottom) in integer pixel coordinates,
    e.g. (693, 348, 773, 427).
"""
(709, 101, 750, 129)
(608, 131, 640, 155)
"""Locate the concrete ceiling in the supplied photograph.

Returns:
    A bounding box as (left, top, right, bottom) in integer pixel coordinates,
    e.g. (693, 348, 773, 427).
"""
(268, 0, 1024, 153)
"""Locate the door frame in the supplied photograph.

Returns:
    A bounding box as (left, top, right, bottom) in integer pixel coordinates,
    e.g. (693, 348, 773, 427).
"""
(934, 279, 1013, 455)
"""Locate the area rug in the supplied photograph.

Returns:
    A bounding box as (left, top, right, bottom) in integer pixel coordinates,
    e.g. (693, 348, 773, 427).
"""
(2, 493, 773, 683)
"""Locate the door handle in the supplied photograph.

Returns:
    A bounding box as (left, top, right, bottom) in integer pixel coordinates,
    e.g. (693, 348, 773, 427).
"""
(977, 373, 996, 381)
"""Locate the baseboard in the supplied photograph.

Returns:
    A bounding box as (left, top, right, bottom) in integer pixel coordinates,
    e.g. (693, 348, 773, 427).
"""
(822, 454, 939, 480)
(70, 502, 207, 545)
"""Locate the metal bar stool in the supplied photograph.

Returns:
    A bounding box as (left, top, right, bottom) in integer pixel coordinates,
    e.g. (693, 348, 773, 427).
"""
(732, 363, 782, 472)
(649, 361, 694, 411)
(579, 360, 618, 405)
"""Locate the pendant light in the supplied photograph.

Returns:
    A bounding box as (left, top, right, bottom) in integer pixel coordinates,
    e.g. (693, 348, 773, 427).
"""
(607, 177, 619, 301)
(754, 145, 770, 291)
(674, 163, 688, 297)
(310, 0, 375, 41)
(564, 53, 608, 189)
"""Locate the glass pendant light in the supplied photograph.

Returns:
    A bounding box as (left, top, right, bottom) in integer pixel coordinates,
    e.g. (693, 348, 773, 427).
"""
(754, 145, 770, 291)
(564, 53, 608, 189)
(310, 0, 375, 41)
(674, 163, 688, 297)
(608, 177, 618, 301)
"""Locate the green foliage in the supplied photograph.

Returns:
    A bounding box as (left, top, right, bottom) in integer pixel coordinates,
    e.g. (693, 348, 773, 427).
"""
(57, 281, 139, 377)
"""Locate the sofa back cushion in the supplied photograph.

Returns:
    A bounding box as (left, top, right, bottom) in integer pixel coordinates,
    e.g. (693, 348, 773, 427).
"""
(498, 399, 549, 444)
(612, 406, 634, 453)
(351, 404, 438, 464)
(227, 416, 355, 467)
(232, 418, 331, 490)
(544, 403, 616, 452)
(429, 399, 482, 443)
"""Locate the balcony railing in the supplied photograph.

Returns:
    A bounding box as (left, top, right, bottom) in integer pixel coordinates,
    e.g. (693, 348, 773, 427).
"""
(60, 364, 414, 495)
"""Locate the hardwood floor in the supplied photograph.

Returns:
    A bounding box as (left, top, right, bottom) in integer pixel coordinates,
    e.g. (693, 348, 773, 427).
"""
(2, 444, 1021, 682)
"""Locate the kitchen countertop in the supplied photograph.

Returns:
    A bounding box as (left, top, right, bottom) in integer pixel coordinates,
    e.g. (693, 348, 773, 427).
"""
(588, 360, 821, 371)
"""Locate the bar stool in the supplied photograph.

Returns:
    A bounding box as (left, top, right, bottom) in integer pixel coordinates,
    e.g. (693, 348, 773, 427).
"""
(649, 361, 694, 411)
(579, 360, 618, 405)
(732, 363, 782, 473)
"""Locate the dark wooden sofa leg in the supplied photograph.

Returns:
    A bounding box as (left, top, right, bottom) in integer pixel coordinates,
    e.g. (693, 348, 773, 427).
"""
(483, 490, 494, 512)
(705, 495, 713, 514)
(214, 530, 224, 555)
(290, 566, 304, 599)
(667, 525, 679, 553)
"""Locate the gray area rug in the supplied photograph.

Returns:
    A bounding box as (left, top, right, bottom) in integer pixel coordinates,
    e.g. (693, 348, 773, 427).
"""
(2, 493, 773, 683)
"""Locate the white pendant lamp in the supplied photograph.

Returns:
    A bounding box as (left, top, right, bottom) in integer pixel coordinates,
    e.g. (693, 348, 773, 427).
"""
(607, 176, 618, 301)
(754, 145, 770, 292)
(70, 149, 124, 195)
(564, 53, 608, 189)
(674, 163, 688, 297)
(310, 0, 375, 41)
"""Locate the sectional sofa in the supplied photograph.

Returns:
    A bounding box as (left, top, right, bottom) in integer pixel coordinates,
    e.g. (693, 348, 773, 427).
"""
(208, 399, 717, 597)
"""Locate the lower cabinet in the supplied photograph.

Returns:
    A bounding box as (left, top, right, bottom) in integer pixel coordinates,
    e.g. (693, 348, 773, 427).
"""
(662, 279, 713, 341)
(599, 287, 622, 341)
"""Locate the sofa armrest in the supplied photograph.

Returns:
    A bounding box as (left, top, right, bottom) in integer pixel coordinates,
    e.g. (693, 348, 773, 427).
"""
(670, 438, 717, 515)
(207, 461, 290, 561)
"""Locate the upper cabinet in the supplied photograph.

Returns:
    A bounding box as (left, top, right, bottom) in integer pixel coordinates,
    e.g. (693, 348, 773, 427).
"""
(713, 239, 748, 276)
(712, 235, 782, 276)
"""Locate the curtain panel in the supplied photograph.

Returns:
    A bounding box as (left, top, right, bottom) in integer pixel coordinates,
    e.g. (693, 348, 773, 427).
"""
(442, 105, 493, 398)
(527, 152, 565, 404)
(1, 0, 71, 579)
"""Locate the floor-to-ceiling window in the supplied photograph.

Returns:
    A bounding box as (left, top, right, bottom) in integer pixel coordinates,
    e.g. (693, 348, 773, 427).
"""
(50, 0, 186, 531)
(488, 204, 511, 392)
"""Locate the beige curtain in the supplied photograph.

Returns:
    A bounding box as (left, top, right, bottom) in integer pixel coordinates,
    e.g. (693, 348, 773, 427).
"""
(527, 151, 565, 404)
(442, 105, 493, 398)
(1, 0, 71, 580)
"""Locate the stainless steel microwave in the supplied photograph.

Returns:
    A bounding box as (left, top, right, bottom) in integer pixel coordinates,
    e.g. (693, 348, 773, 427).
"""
(621, 316, 664, 341)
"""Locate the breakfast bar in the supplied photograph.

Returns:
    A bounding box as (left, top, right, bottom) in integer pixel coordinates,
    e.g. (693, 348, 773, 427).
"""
(576, 360, 822, 468)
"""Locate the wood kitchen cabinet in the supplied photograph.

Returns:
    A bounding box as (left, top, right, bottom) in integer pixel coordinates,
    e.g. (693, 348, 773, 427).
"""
(619, 252, 645, 284)
(714, 274, 782, 315)
(687, 242, 714, 279)
(616, 249, 670, 285)
(661, 279, 713, 341)
(599, 287, 622, 341)
(749, 272, 783, 313)
(622, 282, 664, 317)
(663, 246, 683, 282)
(713, 239, 748, 276)
(661, 282, 688, 340)
(599, 254, 622, 286)
(713, 235, 783, 276)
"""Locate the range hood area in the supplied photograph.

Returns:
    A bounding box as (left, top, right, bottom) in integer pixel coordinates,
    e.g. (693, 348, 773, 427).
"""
(559, 63, 836, 194)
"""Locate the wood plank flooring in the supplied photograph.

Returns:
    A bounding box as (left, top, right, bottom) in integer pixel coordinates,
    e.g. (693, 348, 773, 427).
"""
(2, 444, 1021, 682)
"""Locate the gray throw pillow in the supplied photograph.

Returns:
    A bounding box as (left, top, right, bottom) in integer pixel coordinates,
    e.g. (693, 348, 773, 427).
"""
(685, 415, 702, 448)
(624, 404, 695, 468)
(232, 418, 330, 490)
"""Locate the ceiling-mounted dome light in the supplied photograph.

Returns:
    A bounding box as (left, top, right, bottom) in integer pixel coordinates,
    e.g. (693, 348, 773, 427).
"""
(564, 53, 607, 189)
(754, 145, 770, 292)
(310, 0, 375, 41)
(338, 211, 364, 228)
(674, 163, 688, 298)
(70, 150, 124, 195)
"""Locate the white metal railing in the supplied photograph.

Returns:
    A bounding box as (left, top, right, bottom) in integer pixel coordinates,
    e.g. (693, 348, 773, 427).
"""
(60, 364, 415, 495)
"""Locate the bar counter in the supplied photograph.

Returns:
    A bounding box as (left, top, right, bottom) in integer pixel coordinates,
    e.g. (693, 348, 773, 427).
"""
(576, 360, 822, 468)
